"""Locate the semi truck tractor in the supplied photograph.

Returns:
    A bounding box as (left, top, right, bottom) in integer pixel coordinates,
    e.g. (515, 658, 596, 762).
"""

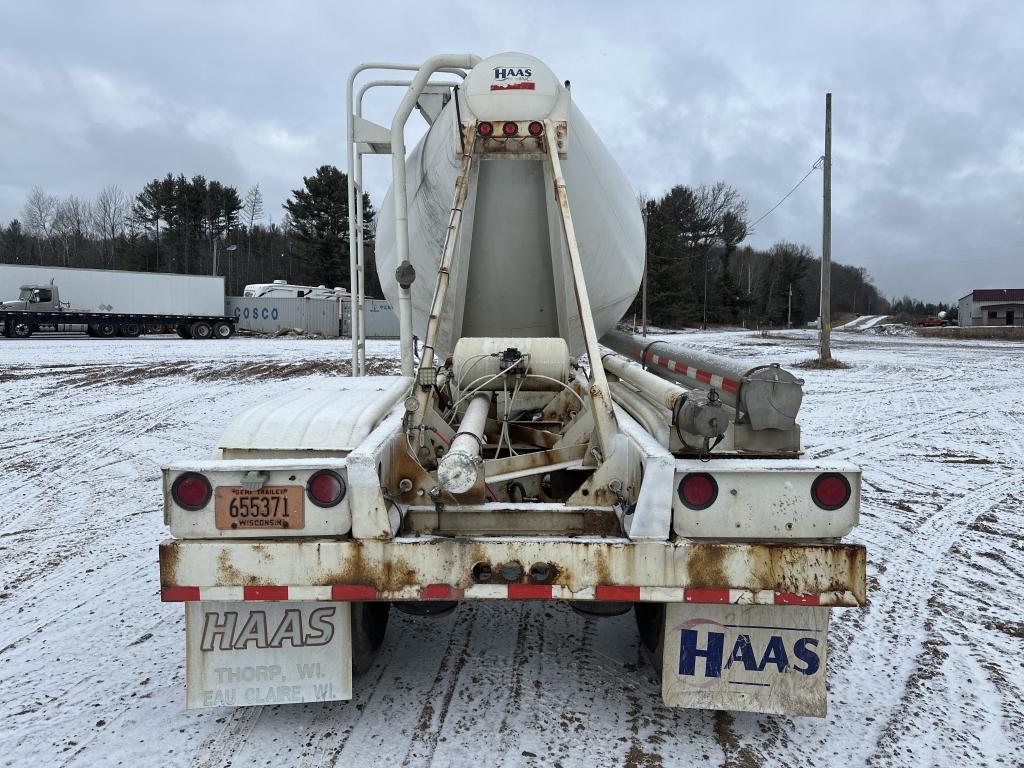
(0, 265, 235, 339)
(158, 52, 866, 717)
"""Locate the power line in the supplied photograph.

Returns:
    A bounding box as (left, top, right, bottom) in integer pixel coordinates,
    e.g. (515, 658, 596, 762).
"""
(748, 156, 824, 231)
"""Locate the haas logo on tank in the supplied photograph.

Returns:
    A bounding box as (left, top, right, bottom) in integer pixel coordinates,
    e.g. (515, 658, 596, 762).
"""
(491, 66, 535, 91)
(676, 618, 822, 687)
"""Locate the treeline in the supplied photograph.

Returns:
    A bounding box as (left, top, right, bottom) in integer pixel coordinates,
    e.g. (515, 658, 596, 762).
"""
(888, 295, 957, 321)
(637, 183, 901, 329)
(0, 166, 378, 297)
(1, 169, 948, 324)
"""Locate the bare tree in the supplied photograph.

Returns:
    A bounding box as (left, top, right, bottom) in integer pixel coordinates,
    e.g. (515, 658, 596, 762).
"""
(94, 185, 128, 268)
(242, 184, 264, 289)
(22, 187, 57, 260)
(52, 196, 91, 267)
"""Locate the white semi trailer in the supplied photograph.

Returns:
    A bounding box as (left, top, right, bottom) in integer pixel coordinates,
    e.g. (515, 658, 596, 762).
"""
(0, 265, 234, 338)
(159, 52, 865, 717)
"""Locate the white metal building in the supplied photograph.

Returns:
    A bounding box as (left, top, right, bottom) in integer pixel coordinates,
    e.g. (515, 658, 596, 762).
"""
(958, 289, 1024, 326)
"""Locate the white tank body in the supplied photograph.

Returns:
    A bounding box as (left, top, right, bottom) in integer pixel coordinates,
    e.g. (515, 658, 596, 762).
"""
(376, 53, 644, 356)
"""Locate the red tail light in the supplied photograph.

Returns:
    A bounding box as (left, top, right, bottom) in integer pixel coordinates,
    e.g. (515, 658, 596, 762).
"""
(172, 472, 212, 510)
(678, 473, 718, 510)
(811, 473, 851, 510)
(307, 470, 346, 507)
(502, 121, 519, 136)
(528, 121, 543, 136)
(477, 122, 494, 137)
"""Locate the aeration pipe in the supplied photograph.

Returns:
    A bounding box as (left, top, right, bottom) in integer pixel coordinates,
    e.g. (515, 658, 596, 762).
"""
(389, 53, 481, 376)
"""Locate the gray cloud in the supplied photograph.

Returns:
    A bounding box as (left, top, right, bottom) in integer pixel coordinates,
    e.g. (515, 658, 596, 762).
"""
(0, 0, 1021, 302)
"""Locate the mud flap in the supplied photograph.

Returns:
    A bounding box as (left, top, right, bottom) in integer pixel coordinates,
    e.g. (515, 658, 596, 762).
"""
(661, 603, 829, 717)
(184, 601, 352, 709)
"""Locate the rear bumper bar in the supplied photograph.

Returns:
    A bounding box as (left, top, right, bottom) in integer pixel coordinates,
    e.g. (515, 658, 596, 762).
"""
(160, 536, 867, 607)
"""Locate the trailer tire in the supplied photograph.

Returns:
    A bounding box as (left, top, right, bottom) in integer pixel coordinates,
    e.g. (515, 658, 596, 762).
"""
(175, 324, 192, 339)
(351, 601, 390, 676)
(96, 322, 118, 338)
(119, 323, 142, 338)
(12, 322, 33, 338)
(190, 321, 213, 340)
(634, 602, 666, 676)
(212, 321, 234, 339)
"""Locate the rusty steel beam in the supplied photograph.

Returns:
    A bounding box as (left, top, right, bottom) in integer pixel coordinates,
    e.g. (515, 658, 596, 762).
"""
(159, 537, 867, 606)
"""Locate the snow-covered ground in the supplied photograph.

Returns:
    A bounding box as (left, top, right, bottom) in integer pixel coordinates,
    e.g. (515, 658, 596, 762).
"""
(1, 330, 1022, 767)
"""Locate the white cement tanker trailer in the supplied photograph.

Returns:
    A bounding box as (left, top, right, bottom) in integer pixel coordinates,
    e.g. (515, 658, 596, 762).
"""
(157, 52, 866, 718)
(374, 52, 644, 355)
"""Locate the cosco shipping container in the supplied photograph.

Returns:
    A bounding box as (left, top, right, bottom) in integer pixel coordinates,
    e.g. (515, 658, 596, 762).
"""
(226, 296, 341, 337)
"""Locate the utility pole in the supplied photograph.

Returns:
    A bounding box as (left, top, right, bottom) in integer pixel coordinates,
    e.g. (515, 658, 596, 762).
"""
(788, 283, 792, 328)
(819, 92, 832, 361)
(212, 238, 218, 277)
(702, 254, 709, 330)
(641, 205, 649, 337)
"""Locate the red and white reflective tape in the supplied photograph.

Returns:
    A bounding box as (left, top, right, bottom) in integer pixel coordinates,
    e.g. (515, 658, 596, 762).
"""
(632, 346, 740, 395)
(161, 584, 856, 606)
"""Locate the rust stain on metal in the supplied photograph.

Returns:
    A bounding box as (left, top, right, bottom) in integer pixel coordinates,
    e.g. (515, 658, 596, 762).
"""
(540, 382, 583, 422)
(583, 511, 623, 537)
(317, 540, 421, 593)
(159, 542, 180, 586)
(507, 424, 559, 449)
(592, 548, 611, 586)
(685, 543, 730, 589)
(217, 548, 269, 586)
(747, 541, 866, 598)
(684, 541, 867, 598)
(392, 443, 437, 504)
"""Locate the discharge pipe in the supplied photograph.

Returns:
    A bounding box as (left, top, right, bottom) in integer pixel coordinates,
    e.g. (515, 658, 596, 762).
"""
(437, 392, 491, 495)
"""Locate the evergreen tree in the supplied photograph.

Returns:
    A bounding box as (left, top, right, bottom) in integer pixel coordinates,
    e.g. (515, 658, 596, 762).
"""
(283, 165, 373, 289)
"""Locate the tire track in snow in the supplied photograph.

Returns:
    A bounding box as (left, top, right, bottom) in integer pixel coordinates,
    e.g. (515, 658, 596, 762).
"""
(841, 474, 1024, 764)
(399, 609, 478, 767)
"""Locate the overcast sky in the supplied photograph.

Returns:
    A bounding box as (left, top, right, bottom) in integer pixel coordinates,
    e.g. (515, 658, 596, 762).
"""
(1, 1, 1021, 302)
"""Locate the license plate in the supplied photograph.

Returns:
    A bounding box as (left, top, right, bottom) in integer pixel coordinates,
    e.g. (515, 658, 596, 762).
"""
(214, 486, 305, 530)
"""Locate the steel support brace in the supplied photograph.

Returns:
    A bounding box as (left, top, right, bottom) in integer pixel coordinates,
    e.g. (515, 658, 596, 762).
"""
(543, 121, 618, 459)
(412, 122, 479, 419)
